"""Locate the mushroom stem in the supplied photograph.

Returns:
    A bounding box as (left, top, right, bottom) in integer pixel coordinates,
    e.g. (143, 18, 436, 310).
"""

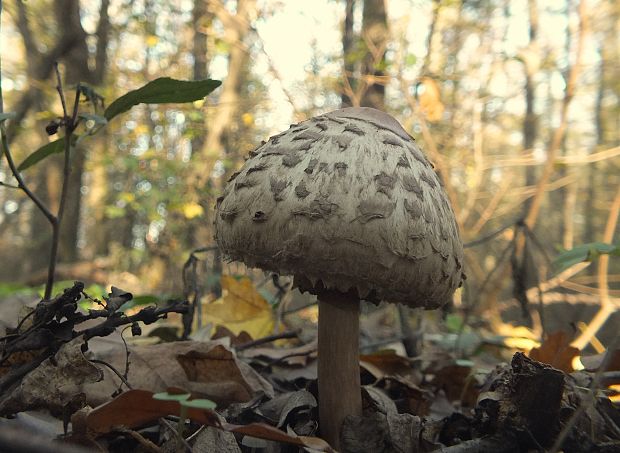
(317, 291, 362, 449)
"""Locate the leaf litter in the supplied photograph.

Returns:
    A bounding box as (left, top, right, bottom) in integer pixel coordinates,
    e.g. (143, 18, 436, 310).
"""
(0, 278, 618, 452)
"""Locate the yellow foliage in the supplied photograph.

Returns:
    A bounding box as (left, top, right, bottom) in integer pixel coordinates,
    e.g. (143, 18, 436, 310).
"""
(241, 112, 254, 126)
(202, 275, 273, 339)
(417, 77, 444, 122)
(119, 192, 136, 203)
(146, 35, 159, 47)
(135, 124, 150, 135)
(182, 202, 204, 219)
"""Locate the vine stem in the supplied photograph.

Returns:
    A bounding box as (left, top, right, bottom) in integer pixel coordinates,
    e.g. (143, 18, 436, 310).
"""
(45, 64, 80, 300)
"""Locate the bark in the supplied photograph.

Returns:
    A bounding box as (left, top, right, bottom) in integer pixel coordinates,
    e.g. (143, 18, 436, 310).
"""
(196, 0, 256, 188)
(6, 0, 111, 273)
(54, 0, 111, 263)
(422, 0, 441, 74)
(524, 0, 588, 229)
(187, 0, 212, 251)
(559, 1, 574, 249)
(192, 0, 209, 81)
(341, 0, 356, 107)
(521, 0, 540, 217)
(360, 0, 388, 110)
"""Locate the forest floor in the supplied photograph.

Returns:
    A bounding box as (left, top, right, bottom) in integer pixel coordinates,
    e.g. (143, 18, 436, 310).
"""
(0, 282, 618, 453)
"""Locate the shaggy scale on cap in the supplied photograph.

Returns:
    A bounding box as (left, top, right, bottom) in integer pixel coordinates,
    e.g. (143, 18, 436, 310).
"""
(215, 107, 464, 309)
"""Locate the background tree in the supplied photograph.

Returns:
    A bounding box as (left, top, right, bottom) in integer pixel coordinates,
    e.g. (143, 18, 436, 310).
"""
(0, 0, 617, 345)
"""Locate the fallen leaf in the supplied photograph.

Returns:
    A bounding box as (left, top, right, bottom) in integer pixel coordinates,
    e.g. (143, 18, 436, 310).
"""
(84, 389, 335, 452)
(360, 350, 415, 381)
(177, 344, 272, 404)
(84, 339, 273, 407)
(529, 331, 579, 373)
(193, 424, 242, 453)
(256, 389, 316, 428)
(0, 337, 103, 416)
(203, 276, 273, 339)
(416, 77, 444, 122)
(211, 325, 253, 346)
(430, 362, 479, 408)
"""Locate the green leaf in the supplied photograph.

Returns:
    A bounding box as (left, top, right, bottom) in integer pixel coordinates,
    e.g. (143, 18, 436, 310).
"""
(404, 54, 417, 67)
(181, 398, 217, 410)
(128, 295, 160, 306)
(0, 112, 16, 123)
(0, 283, 36, 297)
(552, 242, 620, 271)
(104, 78, 222, 121)
(17, 135, 79, 172)
(153, 391, 191, 402)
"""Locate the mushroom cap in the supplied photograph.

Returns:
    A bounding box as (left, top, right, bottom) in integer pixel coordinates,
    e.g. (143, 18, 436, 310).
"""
(214, 107, 464, 309)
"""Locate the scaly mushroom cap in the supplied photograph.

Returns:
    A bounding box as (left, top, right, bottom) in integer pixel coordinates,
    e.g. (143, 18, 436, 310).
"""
(214, 107, 464, 309)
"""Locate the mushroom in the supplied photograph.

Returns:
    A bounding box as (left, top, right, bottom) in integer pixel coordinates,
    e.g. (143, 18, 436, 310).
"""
(214, 107, 464, 448)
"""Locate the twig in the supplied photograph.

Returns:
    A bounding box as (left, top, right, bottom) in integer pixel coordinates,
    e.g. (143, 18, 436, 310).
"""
(75, 301, 189, 340)
(464, 219, 519, 248)
(115, 427, 163, 453)
(236, 330, 299, 351)
(0, 180, 19, 189)
(89, 359, 133, 390)
(266, 350, 316, 368)
(159, 417, 194, 453)
(45, 65, 81, 300)
(120, 326, 132, 383)
(182, 246, 219, 339)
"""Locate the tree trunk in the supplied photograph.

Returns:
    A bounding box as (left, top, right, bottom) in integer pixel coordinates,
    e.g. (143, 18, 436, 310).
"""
(196, 0, 256, 186)
(54, 0, 110, 263)
(422, 0, 441, 74)
(522, 0, 540, 213)
(360, 0, 387, 110)
(341, 0, 356, 107)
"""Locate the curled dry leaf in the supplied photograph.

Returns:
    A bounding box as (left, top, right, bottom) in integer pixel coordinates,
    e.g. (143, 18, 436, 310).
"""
(0, 337, 103, 415)
(256, 389, 316, 428)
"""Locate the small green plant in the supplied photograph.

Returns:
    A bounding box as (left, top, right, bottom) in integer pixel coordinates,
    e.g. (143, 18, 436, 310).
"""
(153, 390, 217, 452)
(552, 242, 619, 271)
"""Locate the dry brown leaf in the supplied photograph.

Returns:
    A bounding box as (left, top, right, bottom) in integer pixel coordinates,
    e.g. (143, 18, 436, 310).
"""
(528, 331, 579, 373)
(84, 339, 273, 407)
(211, 325, 253, 346)
(360, 350, 417, 382)
(431, 363, 478, 408)
(0, 337, 103, 415)
(417, 77, 444, 122)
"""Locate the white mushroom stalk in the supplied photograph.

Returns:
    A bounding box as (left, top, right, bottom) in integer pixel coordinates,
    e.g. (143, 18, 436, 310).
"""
(215, 107, 464, 448)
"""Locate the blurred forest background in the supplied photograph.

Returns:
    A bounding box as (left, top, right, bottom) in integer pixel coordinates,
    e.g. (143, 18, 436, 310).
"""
(0, 0, 618, 348)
